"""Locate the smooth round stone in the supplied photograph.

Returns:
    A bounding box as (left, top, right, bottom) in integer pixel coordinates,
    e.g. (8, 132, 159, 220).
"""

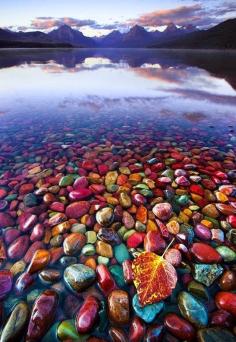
(97, 256, 109, 265)
(66, 201, 90, 219)
(215, 291, 236, 316)
(73, 176, 89, 189)
(57, 320, 88, 341)
(193, 263, 223, 287)
(216, 246, 236, 262)
(96, 207, 114, 226)
(187, 280, 208, 300)
(63, 233, 86, 255)
(15, 272, 35, 295)
(0, 270, 13, 300)
(135, 221, 146, 232)
(86, 231, 97, 244)
(0, 200, 8, 211)
(97, 228, 121, 246)
(96, 264, 117, 296)
(75, 296, 99, 333)
(4, 228, 21, 245)
(71, 223, 86, 234)
(50, 235, 63, 247)
(166, 220, 180, 235)
(164, 313, 196, 340)
(41, 322, 59, 342)
(0, 213, 14, 228)
(96, 241, 113, 258)
(109, 327, 128, 342)
(197, 327, 236, 342)
(178, 291, 208, 328)
(109, 265, 126, 288)
(10, 260, 26, 276)
(39, 269, 61, 284)
(144, 231, 166, 254)
(108, 290, 129, 325)
(145, 324, 164, 342)
(215, 203, 236, 215)
(81, 244, 96, 256)
(105, 171, 118, 186)
(164, 248, 182, 267)
(114, 243, 130, 264)
(190, 243, 222, 263)
(219, 270, 236, 291)
(152, 203, 173, 221)
(202, 204, 219, 218)
(119, 192, 132, 208)
(8, 236, 30, 260)
(122, 211, 135, 229)
(175, 176, 190, 186)
(0, 302, 29, 342)
(194, 224, 212, 240)
(23, 193, 38, 207)
(129, 317, 146, 342)
(64, 264, 96, 292)
(19, 183, 34, 195)
(60, 256, 77, 267)
(59, 175, 74, 187)
(27, 249, 51, 274)
(26, 290, 59, 342)
(132, 294, 164, 323)
(69, 189, 92, 201)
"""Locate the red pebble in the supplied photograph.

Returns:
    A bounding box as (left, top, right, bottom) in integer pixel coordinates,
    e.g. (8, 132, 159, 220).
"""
(127, 232, 145, 248)
(96, 264, 117, 296)
(129, 317, 146, 342)
(122, 260, 133, 284)
(215, 292, 236, 316)
(144, 231, 166, 254)
(164, 313, 195, 340)
(75, 296, 99, 333)
(190, 242, 222, 263)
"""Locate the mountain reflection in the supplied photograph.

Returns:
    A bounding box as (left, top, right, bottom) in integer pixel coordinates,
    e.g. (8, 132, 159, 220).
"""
(0, 48, 236, 91)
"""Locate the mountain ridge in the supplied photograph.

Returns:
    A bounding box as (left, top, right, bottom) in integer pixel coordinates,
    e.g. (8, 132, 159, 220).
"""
(0, 19, 235, 49)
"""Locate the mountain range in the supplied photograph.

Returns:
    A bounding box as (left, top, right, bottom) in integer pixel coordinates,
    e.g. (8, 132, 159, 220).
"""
(0, 19, 235, 49)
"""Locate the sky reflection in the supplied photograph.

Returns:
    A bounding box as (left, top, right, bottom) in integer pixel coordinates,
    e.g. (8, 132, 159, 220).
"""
(0, 48, 236, 127)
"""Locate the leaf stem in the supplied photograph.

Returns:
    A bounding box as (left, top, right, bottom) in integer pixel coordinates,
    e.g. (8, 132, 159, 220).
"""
(162, 237, 175, 258)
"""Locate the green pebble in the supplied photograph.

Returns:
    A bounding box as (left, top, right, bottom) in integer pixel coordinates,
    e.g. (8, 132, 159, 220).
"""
(216, 246, 236, 262)
(106, 184, 119, 193)
(187, 280, 209, 300)
(97, 256, 109, 265)
(123, 229, 136, 241)
(59, 175, 74, 187)
(86, 231, 97, 244)
(118, 226, 127, 238)
(5, 194, 17, 202)
(135, 221, 146, 232)
(139, 189, 153, 197)
(98, 301, 108, 333)
(109, 265, 126, 287)
(114, 243, 130, 264)
(41, 322, 59, 342)
(71, 223, 86, 234)
(177, 195, 189, 206)
(81, 244, 95, 256)
(57, 320, 88, 341)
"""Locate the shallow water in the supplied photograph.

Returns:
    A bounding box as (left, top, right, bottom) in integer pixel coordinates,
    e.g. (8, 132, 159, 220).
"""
(0, 49, 236, 341)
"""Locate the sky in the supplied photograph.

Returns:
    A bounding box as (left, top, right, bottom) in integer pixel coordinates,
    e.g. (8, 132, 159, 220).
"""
(1, 0, 236, 36)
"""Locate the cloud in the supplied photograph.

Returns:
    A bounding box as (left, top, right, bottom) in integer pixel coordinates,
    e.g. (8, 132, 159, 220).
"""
(128, 4, 222, 28)
(30, 17, 97, 30)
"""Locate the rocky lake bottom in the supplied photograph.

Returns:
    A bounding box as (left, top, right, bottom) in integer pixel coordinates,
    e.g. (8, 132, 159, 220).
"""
(0, 49, 236, 341)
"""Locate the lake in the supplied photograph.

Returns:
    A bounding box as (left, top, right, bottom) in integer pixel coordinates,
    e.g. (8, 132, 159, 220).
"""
(0, 49, 236, 341)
